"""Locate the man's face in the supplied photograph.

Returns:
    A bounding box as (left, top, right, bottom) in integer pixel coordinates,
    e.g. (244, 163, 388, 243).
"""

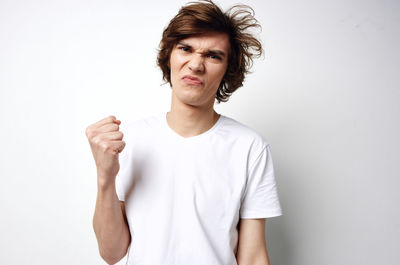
(169, 32, 230, 108)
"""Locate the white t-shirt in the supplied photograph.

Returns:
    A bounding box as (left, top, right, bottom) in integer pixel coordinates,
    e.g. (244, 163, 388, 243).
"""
(115, 112, 282, 265)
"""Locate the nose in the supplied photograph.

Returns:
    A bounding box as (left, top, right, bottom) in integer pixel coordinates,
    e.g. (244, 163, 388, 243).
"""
(188, 54, 205, 73)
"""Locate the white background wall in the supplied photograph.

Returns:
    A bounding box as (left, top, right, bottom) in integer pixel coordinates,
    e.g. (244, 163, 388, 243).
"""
(0, 0, 399, 264)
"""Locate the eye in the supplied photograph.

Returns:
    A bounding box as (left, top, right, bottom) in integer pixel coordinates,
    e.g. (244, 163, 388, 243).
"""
(207, 54, 222, 61)
(178, 46, 190, 52)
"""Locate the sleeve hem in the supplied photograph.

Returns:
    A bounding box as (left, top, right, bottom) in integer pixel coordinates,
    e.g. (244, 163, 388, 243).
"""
(240, 210, 283, 219)
(116, 193, 125, 202)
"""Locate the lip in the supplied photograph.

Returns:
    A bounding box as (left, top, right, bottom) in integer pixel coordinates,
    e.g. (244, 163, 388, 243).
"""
(182, 75, 203, 85)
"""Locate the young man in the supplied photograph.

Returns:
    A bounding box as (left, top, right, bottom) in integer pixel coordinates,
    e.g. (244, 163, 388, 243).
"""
(86, 1, 282, 264)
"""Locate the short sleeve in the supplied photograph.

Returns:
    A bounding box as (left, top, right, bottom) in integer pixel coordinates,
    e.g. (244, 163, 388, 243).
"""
(239, 145, 283, 219)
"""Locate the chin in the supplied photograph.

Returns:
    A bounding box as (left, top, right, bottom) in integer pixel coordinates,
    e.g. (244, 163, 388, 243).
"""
(177, 93, 205, 106)
(180, 96, 201, 106)
(172, 84, 212, 106)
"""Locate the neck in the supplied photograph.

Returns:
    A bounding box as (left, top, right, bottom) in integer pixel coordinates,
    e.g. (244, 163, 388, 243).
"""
(166, 93, 220, 138)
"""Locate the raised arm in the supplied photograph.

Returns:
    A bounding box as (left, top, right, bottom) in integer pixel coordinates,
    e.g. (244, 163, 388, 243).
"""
(86, 115, 131, 264)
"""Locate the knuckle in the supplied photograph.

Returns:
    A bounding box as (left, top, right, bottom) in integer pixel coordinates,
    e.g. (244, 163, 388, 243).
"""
(85, 126, 92, 137)
(87, 131, 95, 139)
(92, 136, 100, 145)
(93, 135, 105, 145)
(100, 142, 110, 151)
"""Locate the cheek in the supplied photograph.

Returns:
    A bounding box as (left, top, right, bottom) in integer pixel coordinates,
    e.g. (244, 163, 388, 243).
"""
(169, 55, 181, 86)
(170, 53, 184, 69)
(210, 66, 227, 82)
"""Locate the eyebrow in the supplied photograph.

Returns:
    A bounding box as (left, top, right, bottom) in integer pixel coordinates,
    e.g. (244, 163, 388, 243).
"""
(177, 41, 227, 58)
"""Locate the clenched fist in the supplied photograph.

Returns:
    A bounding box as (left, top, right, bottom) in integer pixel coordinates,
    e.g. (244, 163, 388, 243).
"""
(85, 115, 126, 185)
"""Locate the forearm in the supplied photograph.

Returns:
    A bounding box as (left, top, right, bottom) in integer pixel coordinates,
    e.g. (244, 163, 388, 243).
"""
(93, 177, 130, 264)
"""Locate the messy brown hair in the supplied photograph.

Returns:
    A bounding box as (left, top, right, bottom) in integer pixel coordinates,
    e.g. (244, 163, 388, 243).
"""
(157, 0, 263, 104)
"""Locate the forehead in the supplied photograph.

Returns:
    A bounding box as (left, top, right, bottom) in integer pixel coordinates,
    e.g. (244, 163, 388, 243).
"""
(178, 32, 230, 52)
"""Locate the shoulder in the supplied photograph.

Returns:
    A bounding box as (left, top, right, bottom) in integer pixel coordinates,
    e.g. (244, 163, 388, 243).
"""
(220, 115, 269, 150)
(218, 115, 271, 168)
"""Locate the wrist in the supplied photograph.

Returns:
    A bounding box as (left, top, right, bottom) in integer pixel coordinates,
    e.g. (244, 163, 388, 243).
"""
(96, 172, 116, 191)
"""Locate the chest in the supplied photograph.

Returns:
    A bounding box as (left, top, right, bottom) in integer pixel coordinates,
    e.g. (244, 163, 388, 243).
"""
(124, 140, 249, 227)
